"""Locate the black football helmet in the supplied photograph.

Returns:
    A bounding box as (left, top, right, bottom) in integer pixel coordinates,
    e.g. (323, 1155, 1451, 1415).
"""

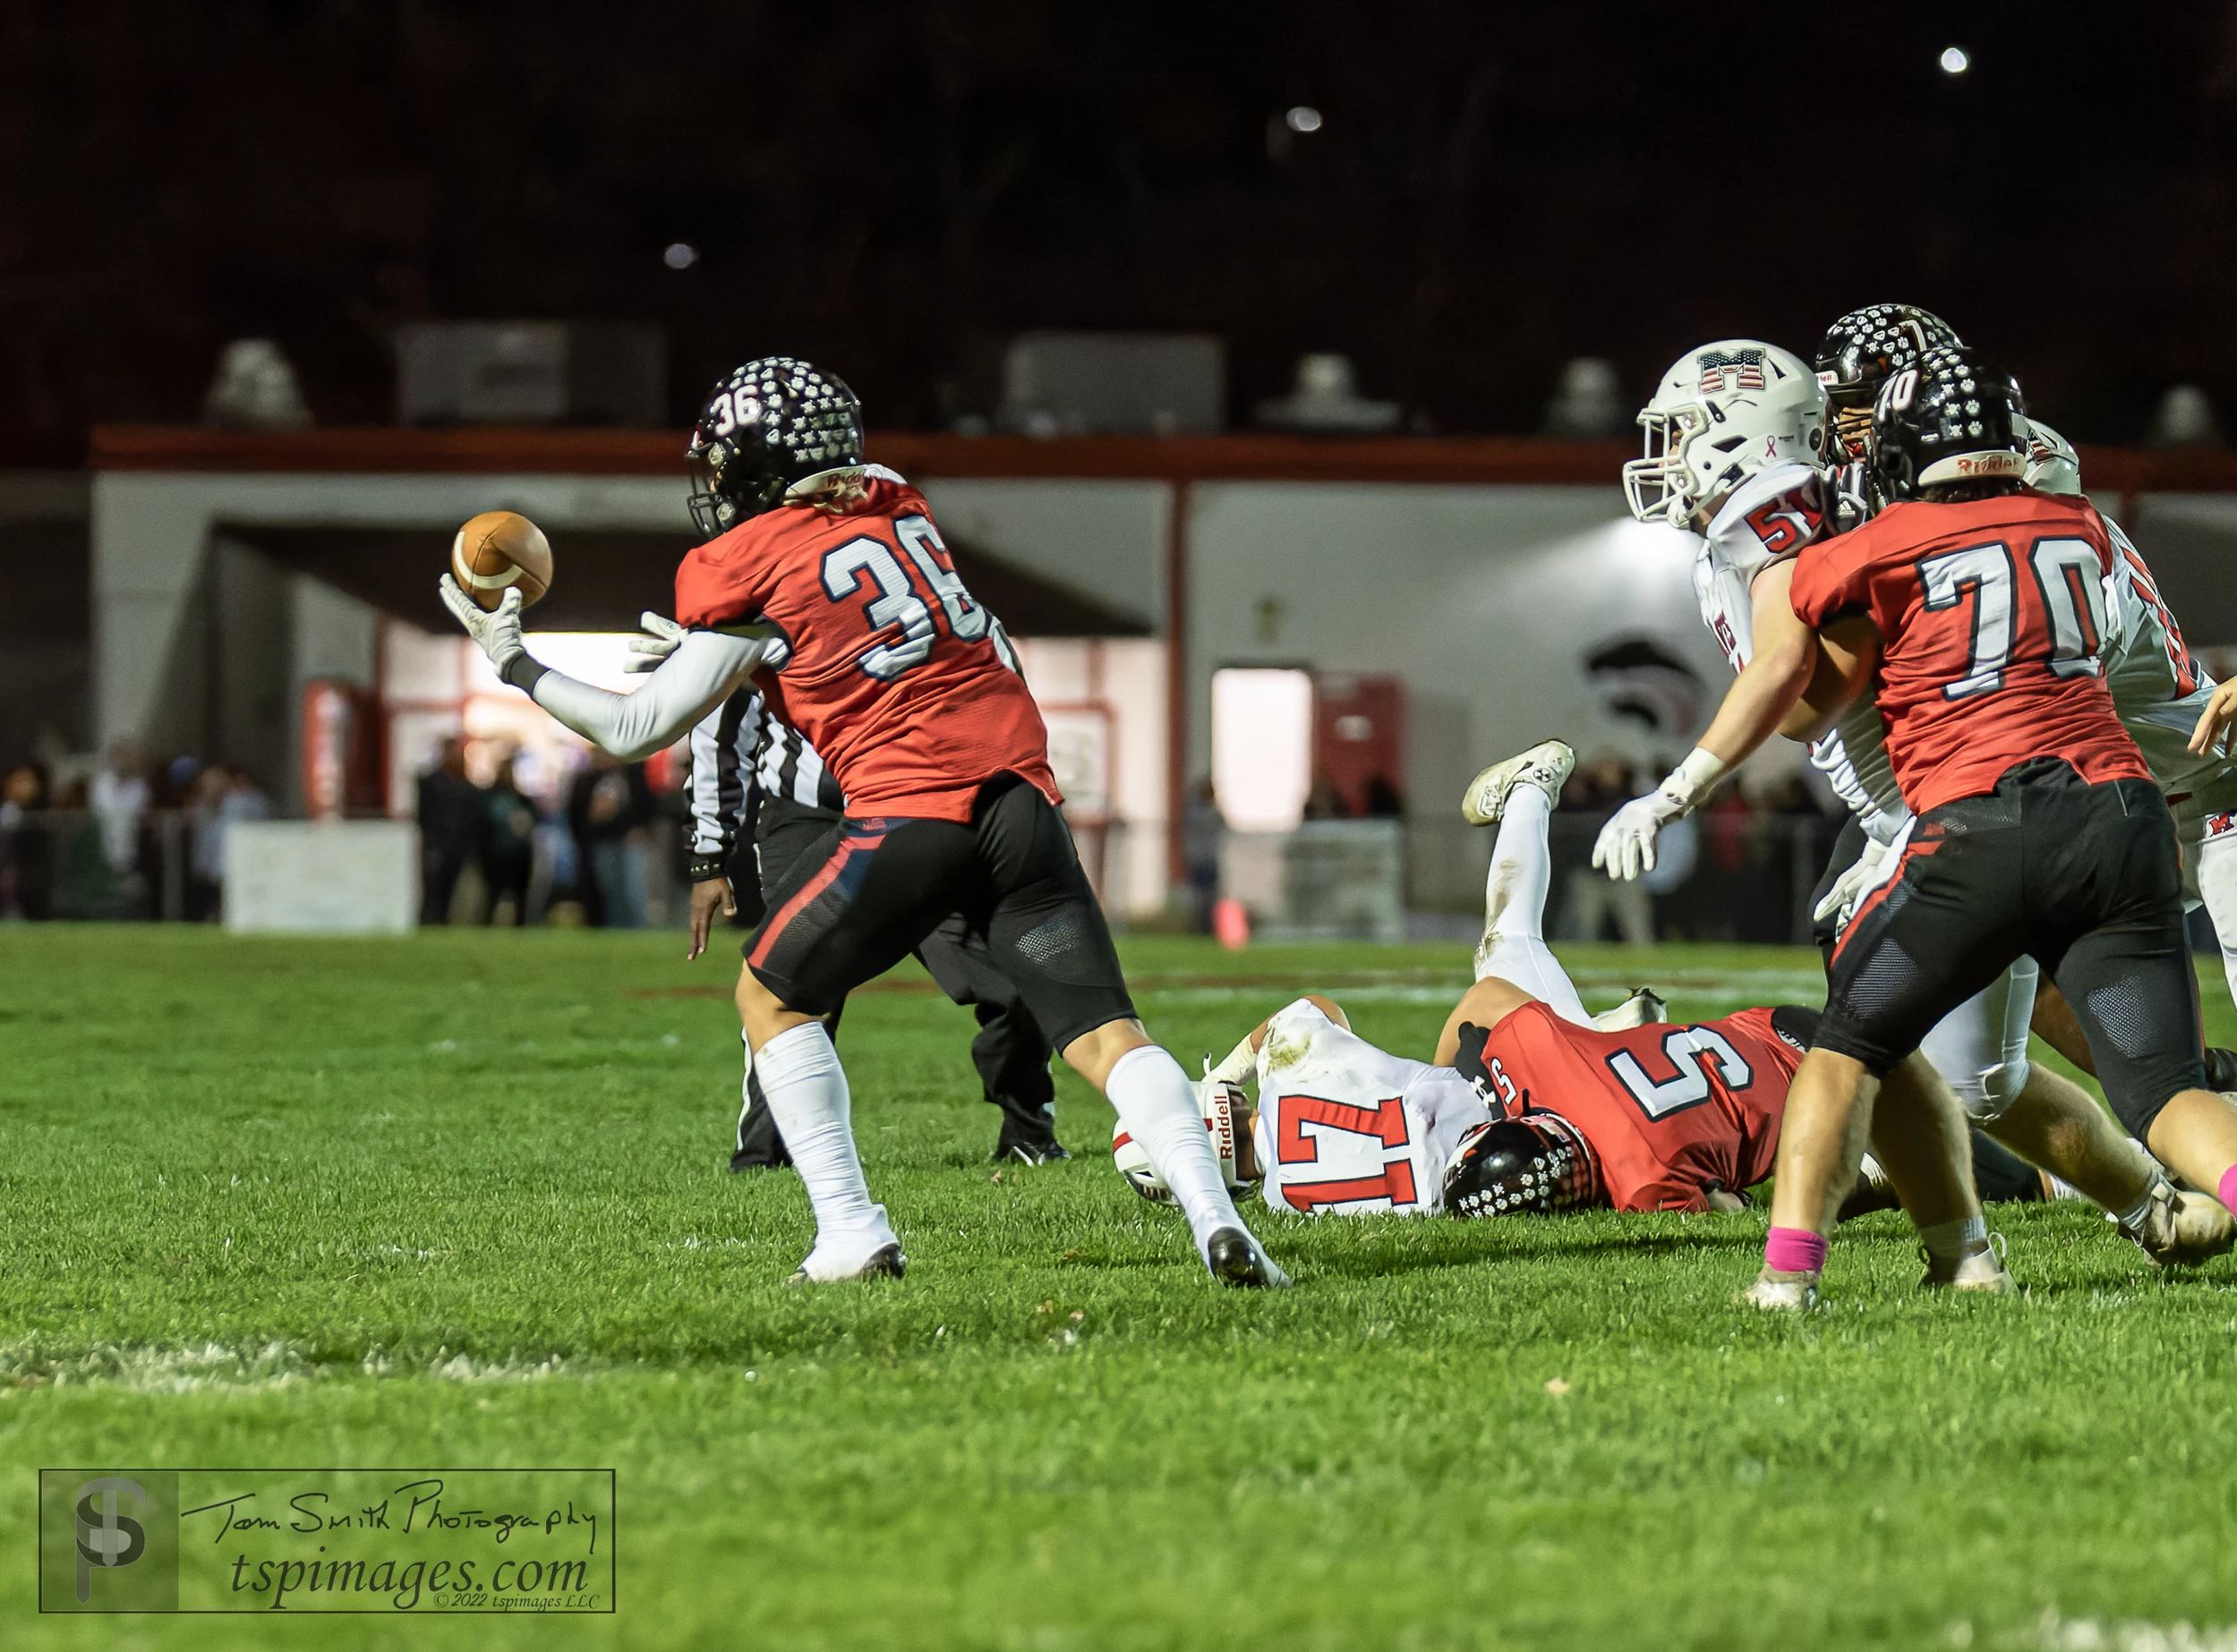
(1442, 1114, 1596, 1218)
(685, 357, 865, 541)
(1815, 304, 1962, 458)
(1867, 344, 2028, 504)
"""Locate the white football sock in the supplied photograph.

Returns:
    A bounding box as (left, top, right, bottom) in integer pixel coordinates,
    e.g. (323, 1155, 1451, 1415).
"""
(1474, 787, 1590, 1025)
(752, 1021, 893, 1260)
(1919, 1214, 1988, 1261)
(1106, 1043, 1248, 1253)
(2196, 830, 2237, 1011)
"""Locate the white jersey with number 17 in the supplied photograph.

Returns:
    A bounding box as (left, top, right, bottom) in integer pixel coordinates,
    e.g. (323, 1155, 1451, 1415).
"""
(1251, 999, 1490, 1217)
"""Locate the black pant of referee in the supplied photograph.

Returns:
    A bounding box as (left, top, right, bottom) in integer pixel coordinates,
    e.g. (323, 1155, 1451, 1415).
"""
(729, 795, 1066, 1170)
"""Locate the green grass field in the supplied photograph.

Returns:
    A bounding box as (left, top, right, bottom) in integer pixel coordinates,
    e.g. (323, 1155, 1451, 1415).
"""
(6, 925, 2237, 1650)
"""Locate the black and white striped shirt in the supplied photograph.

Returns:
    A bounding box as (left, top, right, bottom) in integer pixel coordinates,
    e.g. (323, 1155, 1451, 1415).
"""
(687, 688, 847, 858)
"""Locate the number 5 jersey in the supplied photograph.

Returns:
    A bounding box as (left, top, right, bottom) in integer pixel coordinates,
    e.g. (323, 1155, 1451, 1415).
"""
(672, 466, 1059, 822)
(1251, 996, 1802, 1217)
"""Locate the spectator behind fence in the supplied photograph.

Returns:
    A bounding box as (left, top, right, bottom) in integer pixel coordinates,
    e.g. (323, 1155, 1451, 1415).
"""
(567, 750, 654, 928)
(0, 762, 55, 921)
(90, 738, 149, 887)
(185, 764, 230, 921)
(416, 737, 482, 924)
(1561, 751, 1654, 946)
(481, 754, 537, 925)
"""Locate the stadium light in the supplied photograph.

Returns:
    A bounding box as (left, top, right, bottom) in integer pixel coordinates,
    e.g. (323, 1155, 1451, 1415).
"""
(663, 242, 700, 269)
(1285, 106, 1322, 133)
(1939, 46, 1969, 75)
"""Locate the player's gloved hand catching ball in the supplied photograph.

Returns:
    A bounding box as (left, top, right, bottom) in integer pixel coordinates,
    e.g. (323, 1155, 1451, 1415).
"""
(439, 574, 528, 676)
(625, 612, 687, 674)
(1591, 747, 1728, 881)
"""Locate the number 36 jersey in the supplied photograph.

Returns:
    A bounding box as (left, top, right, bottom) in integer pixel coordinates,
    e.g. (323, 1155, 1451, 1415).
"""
(1789, 490, 2150, 815)
(673, 467, 1059, 822)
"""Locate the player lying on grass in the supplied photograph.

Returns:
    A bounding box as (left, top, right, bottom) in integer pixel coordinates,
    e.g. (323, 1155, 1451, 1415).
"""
(1608, 327, 2231, 1265)
(1134, 743, 2229, 1267)
(442, 355, 1282, 1288)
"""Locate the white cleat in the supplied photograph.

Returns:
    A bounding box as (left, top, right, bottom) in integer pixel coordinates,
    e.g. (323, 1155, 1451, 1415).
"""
(1460, 739, 1575, 827)
(1591, 987, 1669, 1032)
(787, 1208, 908, 1284)
(1738, 1268, 1820, 1312)
(1919, 1235, 2017, 1293)
(2119, 1180, 2236, 1267)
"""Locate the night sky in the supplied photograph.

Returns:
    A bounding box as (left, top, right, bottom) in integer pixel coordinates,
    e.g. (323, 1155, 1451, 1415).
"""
(10, 2, 2235, 458)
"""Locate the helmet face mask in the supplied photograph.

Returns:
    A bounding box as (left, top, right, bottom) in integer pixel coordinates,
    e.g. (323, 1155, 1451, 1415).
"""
(1621, 340, 1828, 527)
(685, 357, 865, 542)
(1814, 304, 1962, 465)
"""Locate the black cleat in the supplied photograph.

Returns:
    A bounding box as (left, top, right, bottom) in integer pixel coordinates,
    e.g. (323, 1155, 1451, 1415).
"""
(993, 1137, 1071, 1165)
(1204, 1227, 1291, 1289)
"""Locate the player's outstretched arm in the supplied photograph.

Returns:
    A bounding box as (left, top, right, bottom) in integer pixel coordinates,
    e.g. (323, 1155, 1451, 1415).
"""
(440, 575, 770, 762)
(1594, 564, 1818, 881)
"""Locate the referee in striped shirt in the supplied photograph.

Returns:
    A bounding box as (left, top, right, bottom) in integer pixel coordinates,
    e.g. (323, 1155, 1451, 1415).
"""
(686, 685, 1070, 1167)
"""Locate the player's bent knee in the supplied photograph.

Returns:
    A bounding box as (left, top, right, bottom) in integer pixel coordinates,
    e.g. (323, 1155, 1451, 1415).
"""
(1060, 1017, 1150, 1090)
(1955, 1056, 2031, 1125)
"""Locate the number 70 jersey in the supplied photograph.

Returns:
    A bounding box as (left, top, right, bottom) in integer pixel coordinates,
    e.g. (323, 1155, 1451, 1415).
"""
(672, 467, 1060, 823)
(1789, 490, 2151, 815)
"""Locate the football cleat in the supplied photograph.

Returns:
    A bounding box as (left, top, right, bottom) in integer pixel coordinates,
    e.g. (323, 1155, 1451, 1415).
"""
(1919, 1234, 2017, 1293)
(787, 1241, 907, 1286)
(1591, 987, 1669, 1032)
(1204, 1227, 1290, 1289)
(1460, 739, 1575, 827)
(2118, 1179, 2236, 1268)
(1738, 1268, 1820, 1312)
(993, 1135, 1072, 1165)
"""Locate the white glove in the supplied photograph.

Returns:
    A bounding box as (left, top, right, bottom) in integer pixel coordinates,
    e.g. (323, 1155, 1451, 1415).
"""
(439, 575, 527, 676)
(1811, 833, 1890, 930)
(624, 612, 687, 674)
(1590, 748, 1728, 882)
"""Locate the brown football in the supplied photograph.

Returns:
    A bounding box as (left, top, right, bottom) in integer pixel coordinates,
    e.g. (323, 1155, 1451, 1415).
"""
(450, 510, 552, 610)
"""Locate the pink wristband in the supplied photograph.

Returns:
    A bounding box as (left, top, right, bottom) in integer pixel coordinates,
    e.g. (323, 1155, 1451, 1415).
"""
(2217, 1166, 2237, 1217)
(1764, 1225, 1828, 1275)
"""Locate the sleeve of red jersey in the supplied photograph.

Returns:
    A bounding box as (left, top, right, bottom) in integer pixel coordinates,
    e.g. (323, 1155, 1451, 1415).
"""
(1619, 1177, 1710, 1215)
(1787, 533, 1871, 633)
(673, 539, 770, 633)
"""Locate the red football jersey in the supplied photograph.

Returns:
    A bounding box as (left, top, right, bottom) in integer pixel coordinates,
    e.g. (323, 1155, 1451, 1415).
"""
(1789, 490, 2149, 813)
(1473, 1004, 1801, 1213)
(673, 473, 1059, 822)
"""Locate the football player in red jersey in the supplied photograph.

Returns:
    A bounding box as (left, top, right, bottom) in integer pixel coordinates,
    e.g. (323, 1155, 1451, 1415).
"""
(1178, 741, 2037, 1242)
(441, 358, 1283, 1288)
(1746, 345, 2237, 1306)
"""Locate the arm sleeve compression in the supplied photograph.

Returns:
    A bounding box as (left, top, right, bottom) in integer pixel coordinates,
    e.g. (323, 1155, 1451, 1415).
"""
(522, 630, 770, 763)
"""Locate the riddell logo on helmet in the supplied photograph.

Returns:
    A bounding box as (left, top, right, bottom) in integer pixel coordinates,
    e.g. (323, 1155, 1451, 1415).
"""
(1951, 453, 2023, 477)
(1695, 348, 1766, 393)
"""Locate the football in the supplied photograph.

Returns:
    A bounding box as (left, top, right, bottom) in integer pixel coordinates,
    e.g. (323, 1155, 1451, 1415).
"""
(1113, 1077, 1250, 1199)
(449, 509, 553, 610)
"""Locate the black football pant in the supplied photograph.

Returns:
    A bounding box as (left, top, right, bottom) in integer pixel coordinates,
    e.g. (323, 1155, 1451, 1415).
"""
(730, 791, 1063, 1168)
(1817, 759, 2207, 1140)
